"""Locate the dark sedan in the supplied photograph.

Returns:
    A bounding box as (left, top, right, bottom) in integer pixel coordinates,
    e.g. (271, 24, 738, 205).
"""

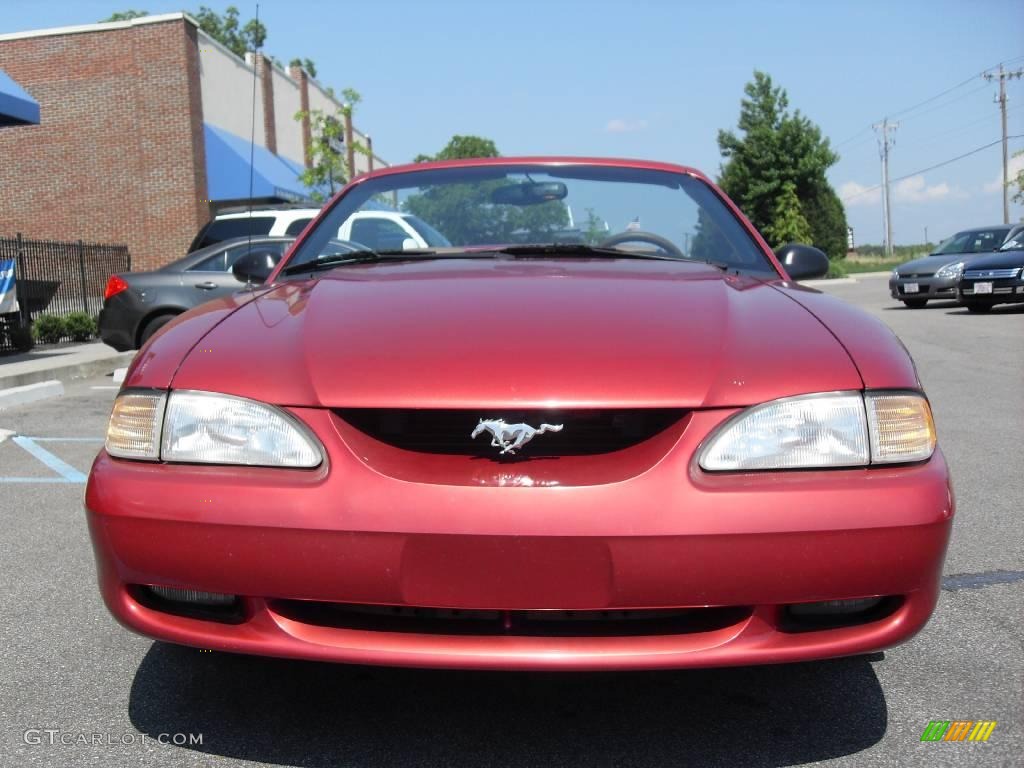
(888, 224, 1023, 308)
(99, 236, 295, 351)
(957, 232, 1024, 312)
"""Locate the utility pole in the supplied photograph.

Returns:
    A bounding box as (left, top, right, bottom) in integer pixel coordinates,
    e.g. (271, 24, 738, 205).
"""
(873, 118, 899, 258)
(983, 64, 1024, 224)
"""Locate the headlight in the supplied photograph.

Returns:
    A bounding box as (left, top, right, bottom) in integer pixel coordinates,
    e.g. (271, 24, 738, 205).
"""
(106, 390, 323, 467)
(890, 268, 899, 278)
(699, 391, 935, 471)
(934, 261, 964, 279)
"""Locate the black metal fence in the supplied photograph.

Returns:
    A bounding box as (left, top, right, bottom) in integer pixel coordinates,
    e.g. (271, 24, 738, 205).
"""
(0, 233, 131, 352)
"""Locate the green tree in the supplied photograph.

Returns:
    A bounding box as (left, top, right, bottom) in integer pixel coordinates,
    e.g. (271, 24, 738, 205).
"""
(102, 7, 266, 57)
(717, 71, 848, 259)
(762, 181, 812, 246)
(405, 136, 567, 244)
(102, 10, 149, 21)
(295, 89, 367, 201)
(289, 57, 318, 78)
(193, 5, 266, 57)
(801, 184, 848, 261)
(581, 208, 609, 244)
(414, 135, 500, 163)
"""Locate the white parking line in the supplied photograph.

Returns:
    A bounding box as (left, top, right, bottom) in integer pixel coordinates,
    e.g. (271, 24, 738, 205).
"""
(0, 435, 102, 484)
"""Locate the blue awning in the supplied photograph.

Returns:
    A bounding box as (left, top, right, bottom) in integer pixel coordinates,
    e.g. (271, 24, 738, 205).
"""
(204, 123, 317, 202)
(0, 68, 40, 127)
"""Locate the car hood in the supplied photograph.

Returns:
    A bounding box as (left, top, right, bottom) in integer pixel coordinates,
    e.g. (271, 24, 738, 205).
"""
(168, 259, 864, 409)
(957, 249, 1024, 271)
(895, 254, 962, 276)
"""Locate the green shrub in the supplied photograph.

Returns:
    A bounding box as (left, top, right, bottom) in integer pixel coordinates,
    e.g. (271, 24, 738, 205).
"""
(9, 322, 34, 352)
(64, 311, 97, 342)
(32, 314, 68, 344)
(826, 259, 848, 279)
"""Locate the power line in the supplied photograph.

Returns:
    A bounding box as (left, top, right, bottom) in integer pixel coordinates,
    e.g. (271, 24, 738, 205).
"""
(888, 56, 1023, 121)
(840, 135, 1024, 203)
(832, 57, 1024, 155)
(896, 83, 993, 125)
(911, 105, 1023, 150)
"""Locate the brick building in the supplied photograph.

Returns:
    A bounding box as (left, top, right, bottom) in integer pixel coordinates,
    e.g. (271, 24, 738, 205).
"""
(0, 13, 385, 271)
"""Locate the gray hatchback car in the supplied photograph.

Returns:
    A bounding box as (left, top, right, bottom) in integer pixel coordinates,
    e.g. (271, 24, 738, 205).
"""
(889, 224, 1023, 308)
(98, 236, 295, 351)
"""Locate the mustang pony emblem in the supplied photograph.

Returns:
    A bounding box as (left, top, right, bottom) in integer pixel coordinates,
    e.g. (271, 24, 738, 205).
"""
(471, 418, 564, 455)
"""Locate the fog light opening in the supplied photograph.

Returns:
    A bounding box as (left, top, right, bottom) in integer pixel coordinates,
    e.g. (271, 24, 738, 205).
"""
(789, 597, 883, 616)
(134, 584, 243, 623)
(782, 596, 898, 632)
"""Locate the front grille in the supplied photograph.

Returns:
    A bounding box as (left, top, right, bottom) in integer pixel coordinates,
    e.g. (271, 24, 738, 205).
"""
(963, 268, 1021, 279)
(336, 408, 686, 456)
(269, 600, 751, 636)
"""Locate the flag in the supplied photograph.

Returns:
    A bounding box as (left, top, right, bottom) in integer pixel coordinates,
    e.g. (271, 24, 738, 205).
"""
(0, 258, 18, 314)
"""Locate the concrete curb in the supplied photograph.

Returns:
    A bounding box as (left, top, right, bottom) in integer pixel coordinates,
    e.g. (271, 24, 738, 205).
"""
(0, 380, 64, 409)
(0, 351, 136, 391)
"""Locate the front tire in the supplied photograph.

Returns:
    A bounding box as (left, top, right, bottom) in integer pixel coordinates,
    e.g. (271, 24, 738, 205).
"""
(902, 299, 928, 309)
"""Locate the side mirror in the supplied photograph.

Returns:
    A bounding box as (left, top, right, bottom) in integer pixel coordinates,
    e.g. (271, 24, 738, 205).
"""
(774, 243, 830, 281)
(232, 249, 281, 285)
(402, 237, 420, 251)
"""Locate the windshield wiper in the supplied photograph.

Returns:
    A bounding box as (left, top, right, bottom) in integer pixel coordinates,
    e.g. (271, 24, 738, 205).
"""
(280, 249, 436, 275)
(489, 243, 731, 270)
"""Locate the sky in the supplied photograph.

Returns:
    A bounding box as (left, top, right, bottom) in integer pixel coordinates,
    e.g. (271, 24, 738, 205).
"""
(2, 0, 1023, 246)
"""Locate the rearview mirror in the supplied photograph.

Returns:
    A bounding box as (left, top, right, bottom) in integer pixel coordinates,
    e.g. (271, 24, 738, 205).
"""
(232, 249, 281, 285)
(774, 243, 830, 281)
(491, 181, 568, 206)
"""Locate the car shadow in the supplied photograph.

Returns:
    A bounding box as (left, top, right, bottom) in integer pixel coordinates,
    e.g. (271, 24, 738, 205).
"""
(883, 300, 959, 311)
(945, 303, 1024, 315)
(128, 643, 887, 767)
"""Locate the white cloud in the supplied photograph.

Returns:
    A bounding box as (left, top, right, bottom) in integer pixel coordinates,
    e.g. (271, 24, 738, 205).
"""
(605, 118, 648, 134)
(983, 153, 1024, 193)
(839, 180, 880, 207)
(841, 176, 964, 206)
(893, 175, 965, 202)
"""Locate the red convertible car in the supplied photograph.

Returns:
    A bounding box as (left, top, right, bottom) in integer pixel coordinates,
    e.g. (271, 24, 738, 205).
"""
(87, 158, 953, 670)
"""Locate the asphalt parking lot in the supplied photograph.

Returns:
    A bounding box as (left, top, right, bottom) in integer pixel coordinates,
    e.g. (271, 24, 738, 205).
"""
(0, 273, 1021, 768)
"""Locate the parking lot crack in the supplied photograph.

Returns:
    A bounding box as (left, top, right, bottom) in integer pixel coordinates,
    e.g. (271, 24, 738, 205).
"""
(941, 569, 1024, 591)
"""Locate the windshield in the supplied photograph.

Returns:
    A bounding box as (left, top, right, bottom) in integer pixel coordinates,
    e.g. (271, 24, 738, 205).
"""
(404, 214, 452, 248)
(283, 164, 777, 275)
(998, 231, 1024, 251)
(932, 228, 1009, 255)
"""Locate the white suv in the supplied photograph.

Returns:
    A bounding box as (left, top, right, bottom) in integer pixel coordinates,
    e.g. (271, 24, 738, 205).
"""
(339, 210, 451, 250)
(190, 207, 449, 253)
(189, 205, 322, 252)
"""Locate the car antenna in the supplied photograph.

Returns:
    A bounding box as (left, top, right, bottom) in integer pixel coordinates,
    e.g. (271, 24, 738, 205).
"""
(244, 2, 260, 292)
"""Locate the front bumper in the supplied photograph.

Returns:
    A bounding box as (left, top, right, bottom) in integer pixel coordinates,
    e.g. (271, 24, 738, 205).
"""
(958, 278, 1024, 306)
(86, 408, 954, 670)
(889, 275, 957, 301)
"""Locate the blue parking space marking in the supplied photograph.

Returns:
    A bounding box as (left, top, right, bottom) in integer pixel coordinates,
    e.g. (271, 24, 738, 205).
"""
(0, 436, 100, 484)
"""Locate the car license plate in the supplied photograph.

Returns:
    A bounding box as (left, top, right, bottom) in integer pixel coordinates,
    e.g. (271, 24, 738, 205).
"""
(974, 282, 993, 294)
(904, 283, 919, 294)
